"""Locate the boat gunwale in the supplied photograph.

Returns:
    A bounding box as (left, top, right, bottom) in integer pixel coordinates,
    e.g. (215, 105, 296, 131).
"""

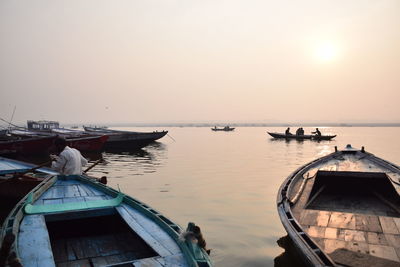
(277, 150, 339, 266)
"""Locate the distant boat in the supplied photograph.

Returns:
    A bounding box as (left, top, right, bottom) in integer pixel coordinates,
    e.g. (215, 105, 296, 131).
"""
(83, 126, 168, 150)
(211, 126, 235, 131)
(0, 174, 213, 267)
(267, 132, 336, 140)
(277, 145, 400, 266)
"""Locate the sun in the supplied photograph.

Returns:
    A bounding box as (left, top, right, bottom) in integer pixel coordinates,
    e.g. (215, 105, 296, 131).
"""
(314, 42, 338, 63)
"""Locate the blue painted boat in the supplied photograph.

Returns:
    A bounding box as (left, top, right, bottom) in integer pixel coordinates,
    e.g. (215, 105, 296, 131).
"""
(0, 173, 213, 267)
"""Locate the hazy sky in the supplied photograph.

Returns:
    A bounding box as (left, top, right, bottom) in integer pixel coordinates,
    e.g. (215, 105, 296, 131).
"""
(1, 0, 399, 125)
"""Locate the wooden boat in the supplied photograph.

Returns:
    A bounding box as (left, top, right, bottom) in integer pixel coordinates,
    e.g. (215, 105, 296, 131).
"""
(27, 120, 60, 131)
(50, 128, 92, 138)
(0, 174, 213, 267)
(84, 126, 168, 150)
(0, 135, 57, 156)
(277, 145, 400, 266)
(211, 126, 235, 131)
(268, 132, 336, 140)
(65, 135, 109, 152)
(10, 129, 109, 153)
(0, 157, 57, 199)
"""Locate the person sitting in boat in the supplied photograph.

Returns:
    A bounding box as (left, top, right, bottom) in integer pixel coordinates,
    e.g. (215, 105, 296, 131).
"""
(295, 128, 303, 136)
(285, 127, 292, 135)
(51, 137, 88, 175)
(312, 128, 321, 136)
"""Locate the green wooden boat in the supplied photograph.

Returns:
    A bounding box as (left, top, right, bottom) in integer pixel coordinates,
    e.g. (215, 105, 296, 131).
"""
(0, 174, 212, 267)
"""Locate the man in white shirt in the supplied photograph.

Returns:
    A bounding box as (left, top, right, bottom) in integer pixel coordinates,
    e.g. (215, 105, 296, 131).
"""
(51, 137, 88, 175)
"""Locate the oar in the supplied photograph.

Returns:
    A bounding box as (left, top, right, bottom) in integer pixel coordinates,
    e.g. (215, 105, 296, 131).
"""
(0, 160, 52, 185)
(14, 160, 52, 178)
(83, 158, 104, 174)
(167, 134, 176, 142)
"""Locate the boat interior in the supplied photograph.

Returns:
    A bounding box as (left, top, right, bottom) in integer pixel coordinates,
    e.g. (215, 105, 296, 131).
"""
(45, 208, 158, 266)
(306, 171, 400, 217)
(291, 168, 400, 266)
(17, 177, 191, 267)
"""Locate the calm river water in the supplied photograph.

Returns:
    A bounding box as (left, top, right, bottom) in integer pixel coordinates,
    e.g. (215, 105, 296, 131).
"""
(84, 126, 400, 266)
(11, 126, 400, 267)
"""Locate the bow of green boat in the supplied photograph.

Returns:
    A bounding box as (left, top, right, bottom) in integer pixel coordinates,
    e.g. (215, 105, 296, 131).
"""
(277, 145, 400, 266)
(0, 175, 213, 267)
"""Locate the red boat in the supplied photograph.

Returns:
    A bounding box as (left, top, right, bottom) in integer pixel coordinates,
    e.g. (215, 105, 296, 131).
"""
(0, 136, 57, 156)
(66, 135, 109, 152)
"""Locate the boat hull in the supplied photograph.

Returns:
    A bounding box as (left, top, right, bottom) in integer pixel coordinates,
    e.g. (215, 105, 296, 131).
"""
(211, 128, 235, 131)
(84, 127, 168, 150)
(0, 136, 57, 156)
(66, 135, 109, 152)
(268, 132, 336, 140)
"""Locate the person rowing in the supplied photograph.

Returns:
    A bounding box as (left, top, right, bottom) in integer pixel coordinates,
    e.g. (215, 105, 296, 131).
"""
(312, 128, 321, 136)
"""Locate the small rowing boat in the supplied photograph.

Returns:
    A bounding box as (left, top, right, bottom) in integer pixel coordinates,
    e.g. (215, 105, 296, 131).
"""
(0, 174, 212, 267)
(268, 132, 336, 141)
(211, 126, 235, 131)
(277, 145, 400, 266)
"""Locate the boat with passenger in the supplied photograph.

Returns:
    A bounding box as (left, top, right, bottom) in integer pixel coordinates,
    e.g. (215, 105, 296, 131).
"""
(277, 145, 400, 266)
(267, 132, 336, 141)
(0, 173, 212, 267)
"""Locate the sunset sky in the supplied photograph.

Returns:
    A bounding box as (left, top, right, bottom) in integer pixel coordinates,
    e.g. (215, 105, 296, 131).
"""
(0, 0, 399, 125)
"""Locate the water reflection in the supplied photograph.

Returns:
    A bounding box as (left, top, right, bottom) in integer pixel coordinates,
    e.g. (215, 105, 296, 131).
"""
(274, 236, 307, 267)
(87, 141, 168, 178)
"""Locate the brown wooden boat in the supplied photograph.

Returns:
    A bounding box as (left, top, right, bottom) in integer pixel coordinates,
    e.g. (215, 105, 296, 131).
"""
(0, 156, 57, 199)
(0, 135, 57, 156)
(277, 145, 400, 266)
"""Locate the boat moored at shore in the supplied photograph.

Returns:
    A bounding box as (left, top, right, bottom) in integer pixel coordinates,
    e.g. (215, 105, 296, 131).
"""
(0, 173, 212, 267)
(84, 126, 168, 150)
(277, 145, 400, 266)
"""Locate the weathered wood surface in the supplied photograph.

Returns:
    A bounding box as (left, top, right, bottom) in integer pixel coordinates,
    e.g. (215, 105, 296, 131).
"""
(17, 178, 190, 267)
(289, 151, 400, 264)
(116, 206, 174, 257)
(18, 215, 56, 267)
(34, 181, 111, 206)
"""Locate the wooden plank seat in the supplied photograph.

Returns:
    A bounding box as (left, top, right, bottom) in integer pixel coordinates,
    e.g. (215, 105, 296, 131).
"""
(24, 192, 124, 215)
